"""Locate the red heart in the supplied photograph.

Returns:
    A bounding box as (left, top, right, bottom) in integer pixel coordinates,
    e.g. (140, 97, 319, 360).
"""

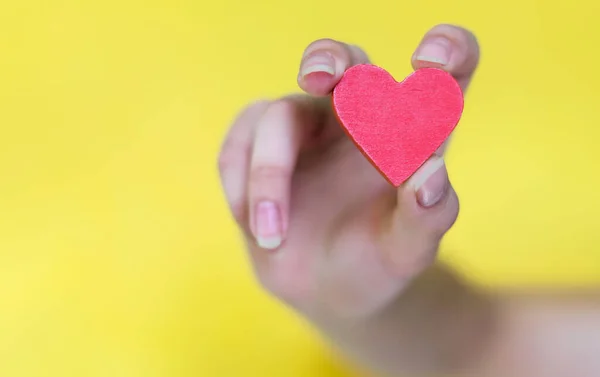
(332, 64, 464, 187)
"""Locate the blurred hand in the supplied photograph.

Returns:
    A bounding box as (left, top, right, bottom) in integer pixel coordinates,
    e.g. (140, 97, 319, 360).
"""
(218, 24, 479, 320)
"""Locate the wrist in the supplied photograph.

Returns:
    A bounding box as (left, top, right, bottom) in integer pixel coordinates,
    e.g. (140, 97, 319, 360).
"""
(307, 263, 500, 375)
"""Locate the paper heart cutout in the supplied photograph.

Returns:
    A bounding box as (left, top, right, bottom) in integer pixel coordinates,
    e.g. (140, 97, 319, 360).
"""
(332, 64, 464, 187)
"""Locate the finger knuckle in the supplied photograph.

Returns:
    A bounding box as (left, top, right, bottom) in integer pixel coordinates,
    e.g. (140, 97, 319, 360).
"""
(217, 144, 243, 172)
(219, 100, 270, 172)
(267, 97, 298, 118)
(241, 99, 271, 117)
(250, 165, 292, 185)
(229, 100, 269, 130)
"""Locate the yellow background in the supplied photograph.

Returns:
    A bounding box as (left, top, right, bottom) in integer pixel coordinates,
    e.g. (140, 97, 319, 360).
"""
(0, 0, 599, 376)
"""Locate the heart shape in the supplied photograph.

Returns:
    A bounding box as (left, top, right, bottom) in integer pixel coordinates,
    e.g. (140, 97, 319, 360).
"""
(332, 64, 464, 187)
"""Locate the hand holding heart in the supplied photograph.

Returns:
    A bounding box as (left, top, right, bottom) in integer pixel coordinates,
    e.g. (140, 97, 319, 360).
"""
(333, 65, 464, 187)
(218, 25, 480, 319)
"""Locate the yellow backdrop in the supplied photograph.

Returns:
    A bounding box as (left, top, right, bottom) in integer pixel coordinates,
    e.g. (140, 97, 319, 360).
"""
(0, 0, 599, 376)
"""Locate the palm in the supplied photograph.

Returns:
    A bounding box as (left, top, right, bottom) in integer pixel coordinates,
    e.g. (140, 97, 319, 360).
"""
(248, 112, 405, 318)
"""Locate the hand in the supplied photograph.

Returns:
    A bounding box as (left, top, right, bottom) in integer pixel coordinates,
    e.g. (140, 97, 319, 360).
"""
(218, 24, 480, 320)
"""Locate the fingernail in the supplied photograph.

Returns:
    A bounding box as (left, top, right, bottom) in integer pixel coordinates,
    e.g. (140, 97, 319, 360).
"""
(414, 36, 452, 66)
(410, 157, 448, 208)
(300, 51, 336, 78)
(254, 201, 283, 249)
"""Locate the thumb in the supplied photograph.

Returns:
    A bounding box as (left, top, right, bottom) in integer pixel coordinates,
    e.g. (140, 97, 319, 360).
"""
(407, 156, 454, 211)
(382, 155, 459, 278)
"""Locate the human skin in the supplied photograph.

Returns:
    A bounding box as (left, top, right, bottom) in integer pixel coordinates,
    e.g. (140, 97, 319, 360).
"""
(217, 24, 600, 376)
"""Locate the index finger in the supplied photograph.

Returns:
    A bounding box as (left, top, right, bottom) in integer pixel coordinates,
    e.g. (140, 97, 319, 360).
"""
(297, 39, 371, 97)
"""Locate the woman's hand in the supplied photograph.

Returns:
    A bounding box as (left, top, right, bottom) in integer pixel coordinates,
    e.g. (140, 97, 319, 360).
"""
(218, 24, 479, 321)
